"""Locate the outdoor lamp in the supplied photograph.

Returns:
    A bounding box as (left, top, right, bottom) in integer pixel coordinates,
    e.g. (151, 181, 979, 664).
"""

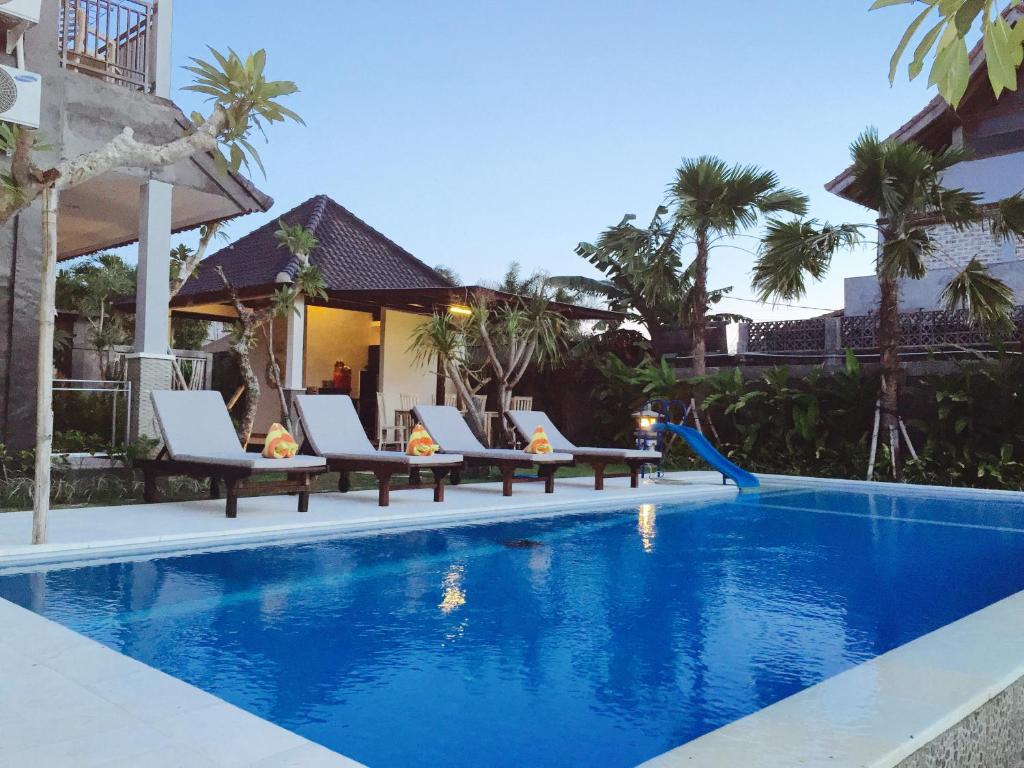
(448, 304, 472, 317)
(632, 407, 660, 451)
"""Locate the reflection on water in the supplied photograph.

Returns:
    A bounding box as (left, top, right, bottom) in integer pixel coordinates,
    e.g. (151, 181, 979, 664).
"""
(2, 489, 1024, 768)
(637, 504, 656, 553)
(439, 563, 466, 614)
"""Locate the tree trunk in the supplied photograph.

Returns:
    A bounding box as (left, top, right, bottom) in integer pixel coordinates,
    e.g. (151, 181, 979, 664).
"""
(690, 230, 710, 376)
(234, 328, 261, 448)
(446, 360, 487, 442)
(264, 317, 292, 433)
(878, 275, 902, 480)
(32, 187, 58, 545)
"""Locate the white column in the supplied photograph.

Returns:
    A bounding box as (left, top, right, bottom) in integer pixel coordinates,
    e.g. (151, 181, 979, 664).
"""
(151, 0, 174, 98)
(285, 296, 306, 391)
(134, 179, 173, 354)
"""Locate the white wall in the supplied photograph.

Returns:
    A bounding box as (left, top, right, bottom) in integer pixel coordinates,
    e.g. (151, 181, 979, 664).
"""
(942, 151, 1024, 204)
(845, 260, 1024, 315)
(379, 309, 436, 424)
(304, 306, 374, 397)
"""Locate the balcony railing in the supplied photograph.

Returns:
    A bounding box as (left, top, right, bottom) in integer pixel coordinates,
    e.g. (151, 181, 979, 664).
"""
(58, 0, 153, 92)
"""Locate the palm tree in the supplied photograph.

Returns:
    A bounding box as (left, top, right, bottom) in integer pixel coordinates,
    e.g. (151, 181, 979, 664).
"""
(552, 208, 745, 354)
(752, 128, 1024, 478)
(668, 157, 808, 375)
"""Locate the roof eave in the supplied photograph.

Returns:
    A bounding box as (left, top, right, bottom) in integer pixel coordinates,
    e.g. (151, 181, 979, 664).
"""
(825, 7, 1024, 207)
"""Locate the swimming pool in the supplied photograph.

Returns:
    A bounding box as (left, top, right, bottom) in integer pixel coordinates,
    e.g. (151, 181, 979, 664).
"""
(1, 483, 1023, 767)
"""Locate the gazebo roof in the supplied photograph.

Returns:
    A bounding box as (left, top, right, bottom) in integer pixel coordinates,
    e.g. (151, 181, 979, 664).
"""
(169, 194, 620, 322)
(176, 194, 454, 303)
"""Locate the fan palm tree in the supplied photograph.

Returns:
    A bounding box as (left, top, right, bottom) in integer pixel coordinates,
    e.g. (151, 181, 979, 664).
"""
(668, 157, 808, 375)
(752, 128, 1024, 478)
(552, 208, 745, 354)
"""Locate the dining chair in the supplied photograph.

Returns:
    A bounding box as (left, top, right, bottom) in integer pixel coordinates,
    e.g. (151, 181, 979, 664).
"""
(376, 391, 408, 451)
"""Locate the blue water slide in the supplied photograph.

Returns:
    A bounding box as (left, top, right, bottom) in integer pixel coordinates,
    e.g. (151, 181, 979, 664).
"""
(656, 423, 760, 489)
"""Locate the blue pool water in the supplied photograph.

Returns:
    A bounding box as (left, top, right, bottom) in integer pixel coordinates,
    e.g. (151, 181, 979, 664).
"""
(2, 485, 1024, 767)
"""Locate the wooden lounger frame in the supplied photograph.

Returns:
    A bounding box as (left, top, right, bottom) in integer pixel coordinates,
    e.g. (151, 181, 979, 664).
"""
(136, 448, 326, 519)
(448, 456, 566, 496)
(569, 455, 654, 490)
(329, 458, 460, 507)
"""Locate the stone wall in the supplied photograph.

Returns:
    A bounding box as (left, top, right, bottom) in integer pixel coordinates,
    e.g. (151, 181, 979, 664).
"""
(924, 222, 1023, 269)
(896, 674, 1024, 768)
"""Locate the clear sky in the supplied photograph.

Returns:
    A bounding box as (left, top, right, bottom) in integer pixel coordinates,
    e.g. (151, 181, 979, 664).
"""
(165, 1, 939, 321)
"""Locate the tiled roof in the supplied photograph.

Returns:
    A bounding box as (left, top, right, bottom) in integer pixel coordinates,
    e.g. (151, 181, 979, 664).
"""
(178, 195, 454, 299)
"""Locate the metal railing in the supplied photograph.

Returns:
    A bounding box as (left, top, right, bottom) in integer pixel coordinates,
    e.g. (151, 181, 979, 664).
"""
(171, 351, 211, 391)
(109, 348, 213, 390)
(52, 378, 132, 452)
(58, 0, 153, 91)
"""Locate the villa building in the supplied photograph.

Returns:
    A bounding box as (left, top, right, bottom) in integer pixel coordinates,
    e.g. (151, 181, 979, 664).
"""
(0, 0, 272, 449)
(738, 26, 1024, 363)
(170, 194, 615, 442)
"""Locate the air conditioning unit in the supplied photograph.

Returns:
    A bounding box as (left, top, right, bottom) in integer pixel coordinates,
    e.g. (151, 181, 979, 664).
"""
(0, 64, 40, 128)
(0, 0, 40, 26)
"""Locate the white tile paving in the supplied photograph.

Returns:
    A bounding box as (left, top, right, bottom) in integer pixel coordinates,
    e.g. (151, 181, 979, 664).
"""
(0, 598, 363, 768)
(0, 471, 733, 568)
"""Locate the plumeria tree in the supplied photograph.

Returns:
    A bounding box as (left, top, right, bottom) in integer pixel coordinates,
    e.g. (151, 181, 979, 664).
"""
(409, 289, 571, 445)
(876, 0, 1024, 108)
(752, 128, 1024, 479)
(0, 48, 302, 544)
(218, 222, 325, 444)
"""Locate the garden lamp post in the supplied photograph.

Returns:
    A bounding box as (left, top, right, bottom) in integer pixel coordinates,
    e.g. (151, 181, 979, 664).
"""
(633, 407, 660, 453)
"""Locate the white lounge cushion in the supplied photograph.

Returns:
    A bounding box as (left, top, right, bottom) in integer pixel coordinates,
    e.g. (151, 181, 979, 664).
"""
(454, 447, 574, 464)
(295, 395, 463, 466)
(151, 391, 326, 470)
(505, 410, 661, 460)
(412, 405, 572, 463)
(173, 453, 327, 470)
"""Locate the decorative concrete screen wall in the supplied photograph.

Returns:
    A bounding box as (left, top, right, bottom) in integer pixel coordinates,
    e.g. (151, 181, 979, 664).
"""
(739, 308, 1024, 356)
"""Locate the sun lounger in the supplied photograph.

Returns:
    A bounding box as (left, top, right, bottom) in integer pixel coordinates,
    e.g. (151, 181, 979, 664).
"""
(505, 410, 661, 490)
(294, 395, 464, 506)
(412, 405, 574, 496)
(138, 390, 326, 518)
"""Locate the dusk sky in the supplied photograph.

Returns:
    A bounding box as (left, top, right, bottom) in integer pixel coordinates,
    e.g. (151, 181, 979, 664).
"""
(165, 2, 942, 321)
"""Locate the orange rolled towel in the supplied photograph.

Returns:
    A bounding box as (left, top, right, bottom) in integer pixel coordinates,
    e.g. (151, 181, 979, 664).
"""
(262, 422, 299, 459)
(406, 423, 440, 456)
(525, 426, 553, 454)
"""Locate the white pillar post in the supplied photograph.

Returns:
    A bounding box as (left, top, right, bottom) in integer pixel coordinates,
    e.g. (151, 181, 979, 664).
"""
(134, 180, 173, 354)
(151, 0, 174, 98)
(285, 296, 306, 391)
(128, 179, 175, 442)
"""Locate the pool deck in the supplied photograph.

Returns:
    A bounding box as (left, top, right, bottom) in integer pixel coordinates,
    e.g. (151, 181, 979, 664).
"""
(0, 598, 364, 767)
(0, 471, 732, 569)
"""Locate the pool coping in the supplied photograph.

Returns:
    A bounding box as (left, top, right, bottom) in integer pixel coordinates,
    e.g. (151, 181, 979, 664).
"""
(0, 472, 736, 570)
(641, 474, 1024, 768)
(0, 596, 366, 767)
